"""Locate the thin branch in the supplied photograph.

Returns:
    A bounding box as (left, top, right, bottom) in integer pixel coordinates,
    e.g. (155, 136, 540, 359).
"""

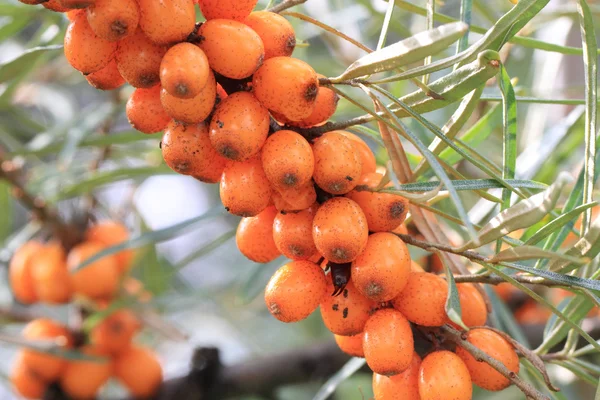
(453, 274, 565, 288)
(269, 0, 307, 13)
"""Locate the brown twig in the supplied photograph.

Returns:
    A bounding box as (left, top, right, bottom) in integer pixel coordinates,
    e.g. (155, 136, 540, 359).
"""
(453, 274, 565, 287)
(268, 0, 308, 13)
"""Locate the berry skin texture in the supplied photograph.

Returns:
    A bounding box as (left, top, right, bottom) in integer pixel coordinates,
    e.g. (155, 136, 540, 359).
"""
(90, 310, 140, 355)
(199, 19, 265, 79)
(114, 346, 163, 398)
(273, 203, 319, 260)
(351, 233, 411, 302)
(64, 12, 117, 74)
(312, 197, 368, 264)
(160, 43, 210, 99)
(58, 0, 94, 8)
(43, 0, 70, 12)
(261, 130, 314, 190)
(265, 260, 327, 323)
(334, 333, 364, 358)
(209, 92, 270, 161)
(312, 131, 363, 195)
(161, 121, 227, 182)
(455, 328, 520, 391)
(160, 71, 217, 124)
(456, 283, 487, 327)
(137, 0, 195, 45)
(85, 59, 125, 90)
(126, 85, 171, 134)
(363, 308, 414, 376)
(85, 221, 133, 274)
(9, 241, 43, 304)
(418, 351, 473, 400)
(68, 241, 120, 299)
(30, 242, 72, 304)
(116, 28, 167, 88)
(392, 272, 448, 327)
(320, 280, 375, 336)
(10, 353, 47, 400)
(373, 352, 421, 400)
(199, 0, 258, 21)
(86, 0, 140, 42)
(346, 172, 408, 232)
(220, 157, 272, 217)
(272, 182, 317, 213)
(60, 346, 112, 400)
(21, 319, 72, 382)
(253, 57, 319, 121)
(236, 206, 281, 263)
(337, 131, 377, 175)
(244, 11, 296, 60)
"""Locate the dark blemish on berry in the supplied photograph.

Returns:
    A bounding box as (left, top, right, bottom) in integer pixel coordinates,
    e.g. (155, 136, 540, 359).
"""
(342, 307, 348, 319)
(216, 120, 224, 129)
(345, 176, 353, 181)
(332, 304, 339, 311)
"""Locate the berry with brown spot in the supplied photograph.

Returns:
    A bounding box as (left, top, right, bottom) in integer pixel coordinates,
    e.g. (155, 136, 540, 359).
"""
(334, 333, 364, 358)
(198, 0, 258, 21)
(90, 310, 140, 355)
(68, 241, 120, 299)
(60, 346, 112, 400)
(85, 221, 134, 273)
(160, 71, 217, 124)
(114, 346, 163, 398)
(220, 156, 272, 217)
(86, 0, 139, 42)
(320, 279, 375, 336)
(30, 242, 72, 304)
(272, 181, 317, 213)
(126, 85, 171, 134)
(372, 352, 421, 400)
(261, 130, 314, 190)
(244, 11, 296, 60)
(85, 59, 125, 90)
(64, 12, 117, 74)
(418, 351, 472, 400)
(160, 43, 210, 99)
(273, 203, 318, 260)
(10, 353, 47, 400)
(392, 272, 448, 327)
(337, 131, 377, 175)
(9, 241, 43, 304)
(236, 206, 281, 263)
(455, 283, 487, 328)
(137, 0, 195, 45)
(21, 319, 72, 382)
(313, 131, 362, 195)
(116, 28, 167, 88)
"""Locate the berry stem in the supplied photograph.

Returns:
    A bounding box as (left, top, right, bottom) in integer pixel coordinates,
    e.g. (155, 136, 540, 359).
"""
(268, 0, 308, 14)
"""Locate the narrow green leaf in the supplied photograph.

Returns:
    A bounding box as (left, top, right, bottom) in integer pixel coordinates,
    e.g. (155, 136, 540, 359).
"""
(500, 262, 600, 292)
(238, 256, 287, 304)
(422, 0, 435, 85)
(499, 65, 517, 214)
(596, 378, 600, 400)
(455, 0, 472, 54)
(312, 358, 366, 400)
(0, 181, 12, 243)
(173, 230, 235, 270)
(488, 246, 587, 265)
(547, 211, 600, 273)
(0, 45, 62, 83)
(381, 179, 545, 193)
(441, 252, 467, 330)
(525, 202, 597, 245)
(376, 0, 396, 50)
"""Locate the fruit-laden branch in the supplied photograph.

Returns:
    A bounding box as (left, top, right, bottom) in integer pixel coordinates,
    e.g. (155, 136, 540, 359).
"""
(269, 0, 308, 14)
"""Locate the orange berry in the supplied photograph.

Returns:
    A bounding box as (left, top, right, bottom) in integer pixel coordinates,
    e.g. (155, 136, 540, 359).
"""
(313, 131, 362, 194)
(334, 333, 364, 358)
(43, 0, 70, 12)
(320, 279, 375, 336)
(363, 308, 414, 376)
(58, 0, 93, 8)
(337, 131, 377, 175)
(198, 0, 258, 21)
(116, 28, 167, 88)
(86, 0, 139, 42)
(85, 58, 125, 90)
(30, 242, 72, 304)
(244, 11, 296, 59)
(9, 241, 43, 304)
(220, 157, 272, 217)
(209, 92, 270, 161)
(160, 71, 217, 124)
(351, 233, 411, 302)
(265, 260, 327, 322)
(273, 204, 318, 260)
(64, 12, 117, 74)
(90, 310, 140, 355)
(373, 352, 421, 400)
(253, 57, 318, 121)
(261, 130, 314, 190)
(137, 0, 195, 45)
(126, 85, 171, 134)
(198, 19, 264, 79)
(236, 206, 281, 263)
(85, 221, 134, 273)
(392, 272, 448, 327)
(272, 181, 316, 212)
(419, 351, 472, 400)
(11, 353, 47, 400)
(66, 9, 85, 20)
(410, 260, 425, 272)
(455, 328, 519, 391)
(114, 346, 162, 398)
(160, 43, 210, 99)
(456, 283, 487, 327)
(68, 241, 120, 299)
(161, 121, 227, 182)
(312, 197, 368, 263)
(60, 346, 111, 400)
(21, 319, 72, 382)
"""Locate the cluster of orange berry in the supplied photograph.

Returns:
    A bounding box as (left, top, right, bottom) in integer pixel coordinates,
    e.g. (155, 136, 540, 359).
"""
(9, 222, 161, 400)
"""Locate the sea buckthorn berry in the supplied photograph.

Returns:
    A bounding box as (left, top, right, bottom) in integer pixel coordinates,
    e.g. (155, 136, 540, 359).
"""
(86, 0, 139, 42)
(60, 346, 112, 400)
(64, 12, 117, 74)
(236, 206, 281, 263)
(85, 221, 133, 273)
(320, 280, 375, 336)
(160, 43, 210, 99)
(419, 351, 473, 400)
(392, 272, 448, 327)
(244, 11, 296, 59)
(114, 346, 162, 398)
(351, 233, 411, 302)
(198, 19, 264, 79)
(66, 10, 85, 20)
(137, 0, 195, 45)
(264, 260, 327, 323)
(363, 308, 414, 376)
(90, 310, 140, 355)
(456, 283, 487, 327)
(9, 241, 43, 304)
(43, 0, 70, 12)
(86, 59, 125, 90)
(198, 0, 258, 21)
(410, 260, 425, 272)
(19, 0, 49, 4)
(276, 75, 338, 128)
(346, 172, 408, 232)
(373, 352, 421, 400)
(273, 204, 318, 260)
(161, 121, 227, 183)
(160, 72, 217, 124)
(455, 328, 520, 391)
(334, 333, 364, 358)
(126, 86, 171, 134)
(220, 157, 272, 217)
(313, 197, 368, 263)
(68, 241, 120, 299)
(21, 319, 72, 382)
(58, 0, 94, 8)
(261, 130, 314, 190)
(11, 353, 46, 400)
(31, 242, 72, 304)
(272, 182, 317, 212)
(209, 92, 270, 161)
(312, 131, 362, 195)
(116, 28, 167, 88)
(337, 131, 377, 175)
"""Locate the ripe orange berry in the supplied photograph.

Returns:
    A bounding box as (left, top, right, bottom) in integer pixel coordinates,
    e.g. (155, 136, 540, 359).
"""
(351, 233, 411, 302)
(244, 11, 296, 60)
(137, 0, 195, 45)
(9, 241, 43, 304)
(363, 308, 414, 376)
(86, 0, 139, 42)
(58, 0, 93, 7)
(236, 206, 281, 263)
(220, 156, 272, 217)
(209, 92, 270, 161)
(265, 260, 327, 322)
(320, 280, 375, 336)
(456, 283, 487, 327)
(85, 221, 133, 273)
(337, 131, 377, 175)
(114, 346, 162, 398)
(11, 353, 46, 400)
(161, 121, 227, 182)
(392, 272, 448, 327)
(85, 58, 125, 90)
(43, 0, 70, 12)
(418, 351, 472, 400)
(126, 85, 171, 134)
(410, 260, 425, 272)
(272, 182, 316, 212)
(373, 352, 421, 400)
(60, 346, 112, 400)
(198, 0, 258, 21)
(455, 328, 519, 391)
(68, 241, 120, 299)
(253, 57, 318, 121)
(198, 19, 264, 79)
(30, 242, 72, 304)
(21, 319, 72, 382)
(273, 204, 318, 260)
(312, 197, 368, 263)
(64, 12, 117, 74)
(292, 78, 338, 127)
(261, 130, 314, 190)
(160, 72, 217, 124)
(116, 28, 167, 88)
(90, 310, 140, 355)
(159, 43, 210, 99)
(334, 333, 364, 358)
(66, 9, 85, 20)
(312, 131, 362, 194)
